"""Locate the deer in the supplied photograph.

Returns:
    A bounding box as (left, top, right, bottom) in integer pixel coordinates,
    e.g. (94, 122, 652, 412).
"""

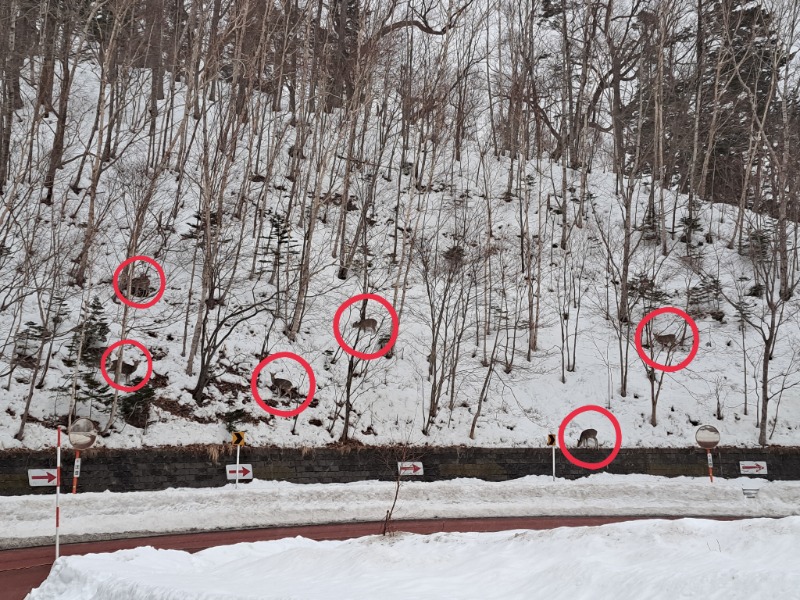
(653, 333, 679, 347)
(270, 373, 296, 402)
(576, 429, 598, 449)
(122, 273, 151, 298)
(107, 359, 140, 384)
(352, 318, 378, 334)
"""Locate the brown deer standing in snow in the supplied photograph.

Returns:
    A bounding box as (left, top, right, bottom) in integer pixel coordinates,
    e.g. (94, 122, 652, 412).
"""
(107, 359, 140, 384)
(120, 272, 151, 298)
(352, 318, 377, 334)
(270, 373, 296, 402)
(653, 332, 686, 348)
(577, 429, 598, 448)
(653, 332, 684, 348)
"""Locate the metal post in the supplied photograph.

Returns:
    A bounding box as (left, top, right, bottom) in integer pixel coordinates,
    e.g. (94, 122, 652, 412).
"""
(56, 427, 62, 560)
(707, 449, 714, 483)
(552, 444, 556, 482)
(71, 450, 81, 494)
(235, 445, 240, 490)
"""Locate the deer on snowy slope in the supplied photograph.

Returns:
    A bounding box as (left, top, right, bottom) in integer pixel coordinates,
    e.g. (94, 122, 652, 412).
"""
(270, 373, 297, 402)
(352, 318, 378, 333)
(107, 359, 140, 384)
(576, 429, 598, 449)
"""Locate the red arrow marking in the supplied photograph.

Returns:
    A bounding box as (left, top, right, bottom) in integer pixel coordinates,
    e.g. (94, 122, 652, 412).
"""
(400, 465, 421, 474)
(228, 467, 250, 476)
(32, 472, 57, 483)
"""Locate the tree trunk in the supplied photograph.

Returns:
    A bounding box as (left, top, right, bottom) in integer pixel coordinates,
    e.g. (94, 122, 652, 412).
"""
(37, 0, 58, 115)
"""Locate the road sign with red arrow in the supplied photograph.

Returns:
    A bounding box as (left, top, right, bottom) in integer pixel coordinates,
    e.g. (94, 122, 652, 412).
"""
(739, 461, 768, 475)
(398, 462, 424, 476)
(226, 464, 253, 480)
(28, 469, 58, 487)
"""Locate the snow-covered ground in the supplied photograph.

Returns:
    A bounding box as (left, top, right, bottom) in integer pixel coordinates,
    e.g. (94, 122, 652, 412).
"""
(3, 474, 796, 549)
(27, 517, 800, 600)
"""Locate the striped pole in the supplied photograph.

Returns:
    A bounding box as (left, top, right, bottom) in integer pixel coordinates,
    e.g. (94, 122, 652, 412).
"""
(71, 450, 81, 494)
(56, 426, 62, 560)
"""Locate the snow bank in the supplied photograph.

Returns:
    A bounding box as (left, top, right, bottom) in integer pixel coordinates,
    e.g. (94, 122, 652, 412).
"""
(3, 474, 798, 547)
(27, 517, 800, 600)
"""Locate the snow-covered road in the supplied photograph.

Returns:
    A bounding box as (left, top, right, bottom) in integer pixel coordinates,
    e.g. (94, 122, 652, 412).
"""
(3, 474, 797, 549)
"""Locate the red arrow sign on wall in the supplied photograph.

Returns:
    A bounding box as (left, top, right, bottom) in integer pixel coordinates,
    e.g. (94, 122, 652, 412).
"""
(225, 464, 254, 480)
(740, 461, 768, 475)
(28, 469, 58, 487)
(398, 462, 424, 476)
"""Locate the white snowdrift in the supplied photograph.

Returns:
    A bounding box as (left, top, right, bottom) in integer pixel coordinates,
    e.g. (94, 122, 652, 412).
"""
(3, 474, 797, 547)
(27, 517, 800, 600)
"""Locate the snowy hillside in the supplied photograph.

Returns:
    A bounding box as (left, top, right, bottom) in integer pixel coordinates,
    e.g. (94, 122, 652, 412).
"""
(1, 0, 799, 451)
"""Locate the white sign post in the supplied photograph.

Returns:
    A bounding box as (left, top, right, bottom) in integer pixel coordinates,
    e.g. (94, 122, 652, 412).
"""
(230, 432, 246, 488)
(398, 462, 424, 476)
(226, 464, 253, 481)
(740, 461, 768, 475)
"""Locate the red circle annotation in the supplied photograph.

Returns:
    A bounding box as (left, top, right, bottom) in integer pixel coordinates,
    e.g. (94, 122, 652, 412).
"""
(99, 339, 153, 393)
(634, 306, 700, 372)
(332, 293, 399, 360)
(250, 351, 316, 418)
(557, 405, 622, 470)
(113, 256, 166, 309)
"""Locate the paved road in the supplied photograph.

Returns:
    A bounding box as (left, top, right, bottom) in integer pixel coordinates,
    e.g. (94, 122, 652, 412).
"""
(3, 515, 742, 599)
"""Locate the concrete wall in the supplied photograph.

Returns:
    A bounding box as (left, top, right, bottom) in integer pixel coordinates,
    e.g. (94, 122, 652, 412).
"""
(1, 445, 797, 496)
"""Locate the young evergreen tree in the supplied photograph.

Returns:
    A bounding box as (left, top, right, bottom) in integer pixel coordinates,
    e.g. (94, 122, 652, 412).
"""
(13, 322, 47, 369)
(83, 296, 111, 364)
(61, 296, 114, 413)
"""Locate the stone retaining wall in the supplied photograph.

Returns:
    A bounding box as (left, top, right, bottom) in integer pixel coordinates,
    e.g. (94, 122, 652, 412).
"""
(1, 446, 797, 496)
